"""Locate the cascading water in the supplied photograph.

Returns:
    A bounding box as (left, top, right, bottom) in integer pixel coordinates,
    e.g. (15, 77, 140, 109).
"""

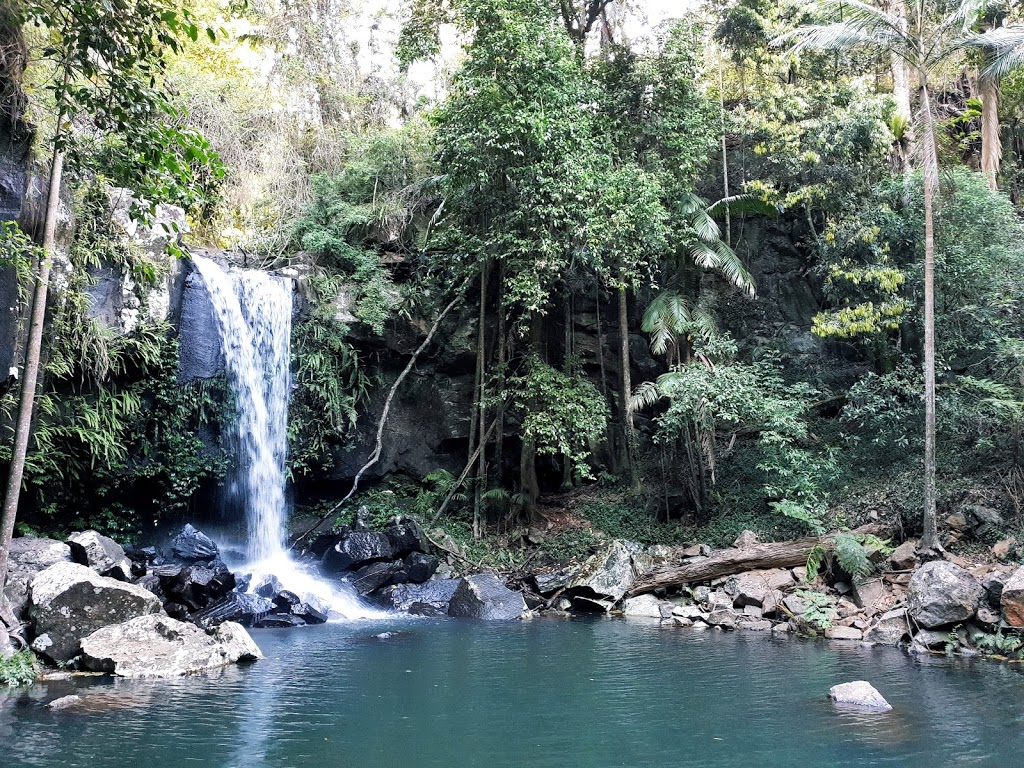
(191, 255, 382, 619)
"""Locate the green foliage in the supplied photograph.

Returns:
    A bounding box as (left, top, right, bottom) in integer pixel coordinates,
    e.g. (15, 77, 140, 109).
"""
(833, 531, 874, 578)
(541, 526, 600, 563)
(577, 497, 689, 546)
(0, 650, 39, 687)
(288, 309, 371, 479)
(508, 359, 609, 478)
(792, 589, 835, 634)
(0, 222, 36, 305)
(975, 630, 1024, 657)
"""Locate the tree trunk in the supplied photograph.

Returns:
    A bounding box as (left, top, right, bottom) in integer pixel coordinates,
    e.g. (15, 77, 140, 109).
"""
(471, 263, 488, 539)
(519, 312, 543, 519)
(0, 148, 64, 593)
(980, 70, 1001, 191)
(886, 0, 914, 171)
(617, 285, 635, 485)
(919, 77, 941, 555)
(627, 527, 880, 596)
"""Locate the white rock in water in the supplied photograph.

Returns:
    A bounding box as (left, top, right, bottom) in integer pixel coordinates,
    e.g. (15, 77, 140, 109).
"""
(829, 681, 892, 712)
(622, 594, 667, 618)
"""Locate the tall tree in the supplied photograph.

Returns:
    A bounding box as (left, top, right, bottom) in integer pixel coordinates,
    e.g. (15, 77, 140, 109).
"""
(0, 1, 208, 599)
(779, 0, 994, 555)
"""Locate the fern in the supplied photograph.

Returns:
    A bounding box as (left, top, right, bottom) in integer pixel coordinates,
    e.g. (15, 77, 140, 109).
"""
(834, 532, 874, 578)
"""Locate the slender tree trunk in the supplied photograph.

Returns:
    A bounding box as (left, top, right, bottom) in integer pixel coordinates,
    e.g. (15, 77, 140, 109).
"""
(886, 0, 914, 171)
(519, 313, 543, 519)
(617, 284, 636, 486)
(719, 56, 731, 246)
(471, 263, 488, 539)
(595, 280, 615, 471)
(980, 70, 1001, 191)
(919, 77, 941, 555)
(494, 264, 506, 485)
(561, 293, 574, 490)
(0, 148, 64, 592)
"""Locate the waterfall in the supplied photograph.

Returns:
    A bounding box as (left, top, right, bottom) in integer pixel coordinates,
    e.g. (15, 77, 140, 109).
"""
(191, 255, 382, 619)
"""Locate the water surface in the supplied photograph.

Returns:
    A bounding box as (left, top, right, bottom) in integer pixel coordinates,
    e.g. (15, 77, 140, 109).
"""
(2, 618, 1020, 767)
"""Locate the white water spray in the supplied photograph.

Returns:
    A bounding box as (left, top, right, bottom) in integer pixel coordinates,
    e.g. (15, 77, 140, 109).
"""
(192, 255, 383, 619)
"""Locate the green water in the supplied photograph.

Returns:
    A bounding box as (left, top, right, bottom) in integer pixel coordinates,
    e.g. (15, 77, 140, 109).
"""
(2, 617, 1021, 767)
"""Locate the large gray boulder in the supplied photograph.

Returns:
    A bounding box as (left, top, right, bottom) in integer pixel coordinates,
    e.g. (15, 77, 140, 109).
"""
(566, 540, 637, 611)
(28, 562, 163, 663)
(828, 681, 892, 712)
(448, 573, 526, 620)
(3, 537, 73, 619)
(863, 608, 912, 646)
(907, 561, 984, 628)
(67, 530, 133, 580)
(321, 531, 393, 573)
(80, 615, 262, 678)
(377, 579, 461, 613)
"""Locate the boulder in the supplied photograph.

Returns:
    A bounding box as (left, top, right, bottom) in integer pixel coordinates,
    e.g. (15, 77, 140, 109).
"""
(169, 525, 219, 563)
(532, 569, 575, 595)
(671, 604, 707, 621)
(622, 595, 670, 618)
(385, 517, 430, 557)
(291, 597, 330, 624)
(828, 681, 892, 712)
(908, 629, 951, 654)
(192, 591, 275, 628)
(448, 574, 526, 620)
(863, 608, 912, 646)
(999, 566, 1024, 627)
(851, 577, 887, 612)
(378, 579, 461, 613)
(164, 564, 236, 612)
(566, 540, 637, 610)
(992, 538, 1017, 560)
(733, 530, 760, 549)
(982, 569, 1012, 608)
(254, 613, 306, 628)
(80, 615, 261, 677)
(253, 575, 283, 599)
(824, 626, 863, 641)
(321, 531, 393, 573)
(907, 560, 983, 628)
(740, 618, 773, 631)
(404, 552, 439, 584)
(351, 561, 405, 595)
(725, 569, 795, 608)
(67, 530, 133, 580)
(48, 695, 82, 711)
(706, 609, 737, 629)
(888, 540, 919, 571)
(28, 563, 163, 663)
(409, 602, 447, 617)
(3, 537, 73, 619)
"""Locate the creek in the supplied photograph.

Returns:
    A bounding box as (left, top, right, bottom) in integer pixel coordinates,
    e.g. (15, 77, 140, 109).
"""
(3, 618, 1021, 767)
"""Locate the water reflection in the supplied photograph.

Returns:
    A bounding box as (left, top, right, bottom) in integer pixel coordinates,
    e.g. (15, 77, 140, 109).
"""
(4, 619, 1023, 767)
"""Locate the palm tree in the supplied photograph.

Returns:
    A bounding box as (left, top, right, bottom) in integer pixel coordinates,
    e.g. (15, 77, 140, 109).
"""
(970, 23, 1024, 190)
(776, 0, 993, 555)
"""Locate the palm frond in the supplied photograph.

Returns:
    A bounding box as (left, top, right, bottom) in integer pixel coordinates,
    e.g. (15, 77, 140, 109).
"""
(643, 290, 693, 355)
(629, 380, 666, 413)
(706, 194, 781, 218)
(969, 26, 1024, 79)
(775, 23, 903, 55)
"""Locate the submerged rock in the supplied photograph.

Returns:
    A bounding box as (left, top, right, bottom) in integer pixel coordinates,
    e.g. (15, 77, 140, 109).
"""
(321, 531, 393, 573)
(828, 681, 892, 712)
(80, 615, 262, 677)
(3, 536, 73, 619)
(448, 574, 526, 620)
(907, 561, 984, 628)
(67, 530, 133, 581)
(48, 695, 82, 711)
(28, 562, 163, 664)
(169, 525, 219, 563)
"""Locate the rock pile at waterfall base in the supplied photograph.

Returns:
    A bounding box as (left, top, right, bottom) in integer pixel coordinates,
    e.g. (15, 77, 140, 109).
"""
(5, 531, 263, 678)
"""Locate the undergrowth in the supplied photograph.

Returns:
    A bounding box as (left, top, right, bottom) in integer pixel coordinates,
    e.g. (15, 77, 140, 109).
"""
(0, 650, 39, 687)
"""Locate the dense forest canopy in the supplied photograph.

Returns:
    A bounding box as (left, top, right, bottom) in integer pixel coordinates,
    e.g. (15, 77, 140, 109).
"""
(3, 0, 1024, 574)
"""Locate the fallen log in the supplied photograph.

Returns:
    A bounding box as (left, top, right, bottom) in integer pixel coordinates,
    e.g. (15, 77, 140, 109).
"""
(626, 526, 882, 597)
